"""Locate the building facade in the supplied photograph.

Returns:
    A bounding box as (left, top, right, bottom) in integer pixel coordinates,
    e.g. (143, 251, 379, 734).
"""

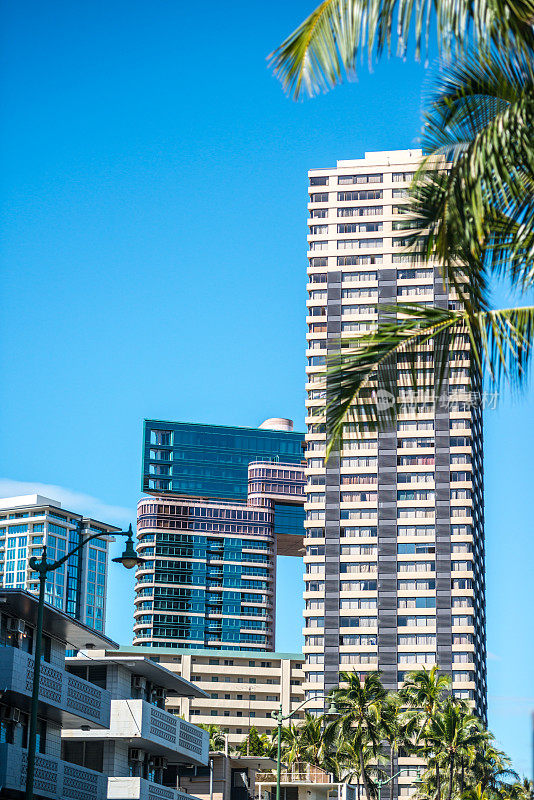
(134, 462, 305, 650)
(63, 650, 209, 800)
(0, 588, 116, 800)
(0, 495, 118, 632)
(304, 150, 487, 731)
(121, 646, 305, 747)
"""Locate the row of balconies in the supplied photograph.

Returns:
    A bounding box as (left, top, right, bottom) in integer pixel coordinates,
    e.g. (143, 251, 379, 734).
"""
(0, 743, 202, 800)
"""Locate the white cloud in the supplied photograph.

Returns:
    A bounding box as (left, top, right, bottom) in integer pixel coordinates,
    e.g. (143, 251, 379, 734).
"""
(0, 478, 133, 526)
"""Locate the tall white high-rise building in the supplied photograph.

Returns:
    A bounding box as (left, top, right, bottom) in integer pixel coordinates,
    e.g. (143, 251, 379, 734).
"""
(303, 151, 487, 735)
(0, 494, 119, 632)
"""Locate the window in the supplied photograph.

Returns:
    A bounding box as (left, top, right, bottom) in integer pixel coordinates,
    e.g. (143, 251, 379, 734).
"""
(310, 176, 328, 185)
(338, 174, 382, 185)
(310, 193, 328, 203)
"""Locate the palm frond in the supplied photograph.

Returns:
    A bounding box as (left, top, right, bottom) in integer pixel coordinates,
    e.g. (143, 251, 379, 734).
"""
(409, 47, 534, 296)
(325, 304, 534, 452)
(268, 0, 534, 99)
(324, 303, 466, 454)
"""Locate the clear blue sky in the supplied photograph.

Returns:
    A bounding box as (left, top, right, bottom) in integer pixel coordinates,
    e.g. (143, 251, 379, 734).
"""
(0, 0, 532, 777)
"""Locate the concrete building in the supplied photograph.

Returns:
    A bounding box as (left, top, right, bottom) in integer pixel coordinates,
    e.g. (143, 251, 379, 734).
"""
(0, 494, 119, 632)
(133, 461, 305, 651)
(121, 646, 305, 746)
(177, 752, 278, 800)
(63, 650, 209, 800)
(0, 588, 116, 799)
(257, 766, 358, 800)
(304, 150, 487, 726)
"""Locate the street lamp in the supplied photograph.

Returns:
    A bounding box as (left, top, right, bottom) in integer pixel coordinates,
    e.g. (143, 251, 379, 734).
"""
(376, 768, 422, 800)
(270, 693, 340, 800)
(25, 523, 142, 800)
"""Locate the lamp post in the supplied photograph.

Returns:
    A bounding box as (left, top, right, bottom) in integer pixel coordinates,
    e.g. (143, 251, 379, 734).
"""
(270, 693, 339, 800)
(25, 523, 142, 800)
(376, 768, 422, 800)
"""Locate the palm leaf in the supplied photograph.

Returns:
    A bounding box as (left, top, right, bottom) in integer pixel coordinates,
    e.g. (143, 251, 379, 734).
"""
(268, 0, 534, 99)
(325, 304, 534, 453)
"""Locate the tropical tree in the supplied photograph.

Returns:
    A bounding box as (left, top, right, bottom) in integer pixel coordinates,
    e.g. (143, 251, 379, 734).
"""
(381, 693, 418, 799)
(336, 736, 388, 800)
(268, 1, 533, 101)
(424, 700, 489, 800)
(329, 671, 390, 800)
(400, 666, 451, 745)
(199, 723, 226, 751)
(270, 8, 534, 448)
(279, 713, 338, 774)
(235, 726, 271, 757)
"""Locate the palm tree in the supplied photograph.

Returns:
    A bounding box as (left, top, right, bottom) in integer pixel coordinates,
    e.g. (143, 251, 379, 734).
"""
(268, 0, 534, 100)
(270, 10, 534, 449)
(466, 739, 518, 795)
(199, 723, 226, 751)
(279, 713, 338, 774)
(381, 694, 418, 800)
(329, 671, 389, 800)
(424, 700, 489, 800)
(400, 666, 451, 745)
(336, 736, 387, 800)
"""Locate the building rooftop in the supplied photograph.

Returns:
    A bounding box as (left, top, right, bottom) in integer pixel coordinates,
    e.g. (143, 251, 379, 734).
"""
(0, 493, 62, 509)
(120, 645, 304, 661)
(71, 650, 209, 697)
(0, 588, 118, 650)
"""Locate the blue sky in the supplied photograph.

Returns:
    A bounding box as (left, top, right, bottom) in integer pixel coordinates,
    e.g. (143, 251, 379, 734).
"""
(0, 0, 532, 777)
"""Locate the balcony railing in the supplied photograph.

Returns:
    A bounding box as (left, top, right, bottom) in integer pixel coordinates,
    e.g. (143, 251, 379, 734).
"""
(108, 777, 201, 800)
(0, 742, 107, 800)
(257, 767, 333, 784)
(0, 645, 111, 728)
(63, 700, 209, 765)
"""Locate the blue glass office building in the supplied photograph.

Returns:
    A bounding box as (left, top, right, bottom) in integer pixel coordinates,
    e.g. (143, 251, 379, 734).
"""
(143, 419, 305, 499)
(135, 420, 306, 651)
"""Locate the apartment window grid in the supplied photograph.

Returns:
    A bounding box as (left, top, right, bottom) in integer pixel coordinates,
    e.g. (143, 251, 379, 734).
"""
(304, 154, 486, 727)
(0, 503, 112, 632)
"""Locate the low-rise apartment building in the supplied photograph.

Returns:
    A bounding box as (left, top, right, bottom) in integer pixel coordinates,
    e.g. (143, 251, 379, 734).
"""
(121, 646, 305, 746)
(0, 588, 116, 799)
(63, 651, 210, 800)
(0, 589, 210, 800)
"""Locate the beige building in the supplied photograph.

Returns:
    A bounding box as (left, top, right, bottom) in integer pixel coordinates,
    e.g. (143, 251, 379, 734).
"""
(305, 150, 486, 796)
(120, 646, 304, 745)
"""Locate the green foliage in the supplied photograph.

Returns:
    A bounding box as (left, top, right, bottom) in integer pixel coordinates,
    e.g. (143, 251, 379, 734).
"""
(270, 2, 534, 451)
(243, 669, 528, 800)
(198, 723, 227, 752)
(234, 726, 272, 757)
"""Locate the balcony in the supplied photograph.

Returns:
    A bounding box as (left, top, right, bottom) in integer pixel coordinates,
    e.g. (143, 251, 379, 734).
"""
(63, 700, 209, 765)
(0, 645, 111, 728)
(0, 742, 107, 800)
(108, 777, 201, 800)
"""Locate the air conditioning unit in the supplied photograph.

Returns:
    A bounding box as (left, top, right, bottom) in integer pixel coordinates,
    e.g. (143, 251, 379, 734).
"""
(150, 756, 168, 770)
(128, 748, 144, 763)
(7, 618, 25, 635)
(132, 676, 146, 690)
(1, 707, 21, 724)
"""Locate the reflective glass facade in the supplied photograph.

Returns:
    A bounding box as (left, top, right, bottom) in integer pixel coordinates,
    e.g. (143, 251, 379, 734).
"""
(0, 496, 117, 632)
(142, 420, 305, 500)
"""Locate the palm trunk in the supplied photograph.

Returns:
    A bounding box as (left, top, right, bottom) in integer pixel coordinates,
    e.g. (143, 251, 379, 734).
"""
(436, 762, 441, 800)
(460, 758, 464, 793)
(390, 745, 395, 800)
(447, 757, 454, 800)
(358, 745, 373, 800)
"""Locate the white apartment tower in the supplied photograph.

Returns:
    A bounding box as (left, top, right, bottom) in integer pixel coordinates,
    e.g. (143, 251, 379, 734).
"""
(304, 150, 487, 724)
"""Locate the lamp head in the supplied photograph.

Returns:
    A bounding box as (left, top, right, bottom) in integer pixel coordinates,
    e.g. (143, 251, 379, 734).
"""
(326, 699, 340, 717)
(112, 524, 143, 570)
